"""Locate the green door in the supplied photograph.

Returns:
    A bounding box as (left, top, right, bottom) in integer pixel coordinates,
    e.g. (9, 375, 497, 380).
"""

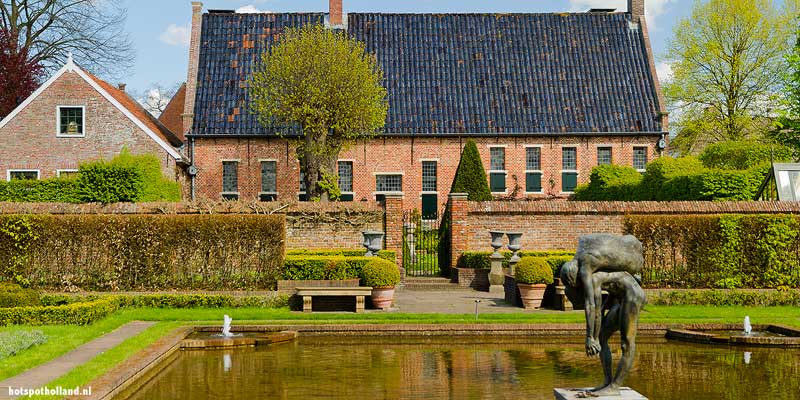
(421, 194, 438, 220)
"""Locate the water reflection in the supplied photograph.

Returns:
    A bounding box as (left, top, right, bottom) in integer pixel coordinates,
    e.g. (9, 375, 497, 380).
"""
(124, 337, 799, 400)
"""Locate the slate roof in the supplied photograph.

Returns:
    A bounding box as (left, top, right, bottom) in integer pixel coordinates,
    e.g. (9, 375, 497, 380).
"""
(192, 11, 664, 137)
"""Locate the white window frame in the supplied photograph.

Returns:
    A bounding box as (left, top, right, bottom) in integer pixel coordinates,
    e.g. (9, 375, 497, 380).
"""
(220, 159, 240, 197)
(420, 159, 439, 195)
(56, 105, 86, 138)
(258, 159, 279, 198)
(488, 146, 508, 194)
(337, 159, 356, 198)
(633, 146, 648, 172)
(595, 144, 613, 166)
(56, 169, 79, 178)
(523, 145, 543, 194)
(373, 172, 404, 196)
(7, 169, 40, 181)
(560, 146, 579, 194)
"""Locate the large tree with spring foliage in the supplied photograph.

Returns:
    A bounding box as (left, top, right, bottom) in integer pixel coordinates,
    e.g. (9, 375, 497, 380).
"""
(250, 24, 388, 201)
(664, 0, 798, 155)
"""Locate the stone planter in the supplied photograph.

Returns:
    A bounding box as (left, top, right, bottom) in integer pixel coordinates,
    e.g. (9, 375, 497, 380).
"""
(362, 231, 384, 256)
(517, 283, 548, 309)
(371, 287, 395, 309)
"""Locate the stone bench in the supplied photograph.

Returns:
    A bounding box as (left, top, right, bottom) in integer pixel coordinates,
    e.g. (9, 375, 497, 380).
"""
(295, 286, 373, 313)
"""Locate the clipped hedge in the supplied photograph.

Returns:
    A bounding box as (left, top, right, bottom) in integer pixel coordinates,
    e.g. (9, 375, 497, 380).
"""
(40, 293, 289, 309)
(515, 257, 554, 285)
(0, 214, 285, 291)
(0, 298, 119, 326)
(451, 139, 492, 201)
(573, 165, 643, 201)
(699, 140, 794, 170)
(360, 258, 401, 288)
(282, 255, 382, 281)
(285, 249, 395, 261)
(626, 214, 800, 289)
(457, 250, 575, 269)
(649, 290, 800, 306)
(0, 179, 80, 203)
(0, 283, 41, 308)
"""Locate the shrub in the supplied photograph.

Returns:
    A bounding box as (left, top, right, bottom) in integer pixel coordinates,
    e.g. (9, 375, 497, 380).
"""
(0, 298, 119, 326)
(573, 165, 643, 201)
(544, 256, 574, 277)
(649, 289, 800, 306)
(451, 139, 492, 201)
(0, 282, 40, 308)
(457, 251, 575, 269)
(625, 214, 800, 288)
(360, 258, 401, 288)
(76, 161, 143, 203)
(0, 330, 47, 360)
(285, 249, 395, 261)
(282, 255, 381, 281)
(1, 214, 285, 291)
(514, 257, 554, 285)
(0, 178, 81, 203)
(0, 216, 38, 285)
(641, 156, 705, 201)
(699, 140, 794, 170)
(106, 149, 181, 202)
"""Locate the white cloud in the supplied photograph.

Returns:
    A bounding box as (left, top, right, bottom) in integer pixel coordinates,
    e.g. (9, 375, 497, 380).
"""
(655, 61, 673, 83)
(159, 24, 190, 47)
(236, 5, 271, 13)
(568, 0, 676, 30)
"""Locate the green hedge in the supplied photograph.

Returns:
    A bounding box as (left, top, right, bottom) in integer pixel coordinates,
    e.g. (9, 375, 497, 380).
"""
(40, 293, 289, 309)
(451, 139, 492, 201)
(699, 140, 794, 170)
(573, 165, 643, 201)
(0, 214, 285, 291)
(457, 251, 575, 269)
(0, 179, 80, 203)
(360, 258, 401, 287)
(282, 255, 385, 281)
(626, 214, 800, 289)
(285, 249, 395, 261)
(0, 283, 41, 308)
(515, 257, 554, 285)
(0, 298, 119, 326)
(649, 290, 800, 306)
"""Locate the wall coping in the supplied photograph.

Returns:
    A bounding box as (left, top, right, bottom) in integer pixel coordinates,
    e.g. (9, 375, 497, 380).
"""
(0, 201, 384, 215)
(468, 201, 800, 215)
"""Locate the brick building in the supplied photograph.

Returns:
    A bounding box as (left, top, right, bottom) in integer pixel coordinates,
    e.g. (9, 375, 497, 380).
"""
(183, 0, 668, 216)
(0, 56, 187, 182)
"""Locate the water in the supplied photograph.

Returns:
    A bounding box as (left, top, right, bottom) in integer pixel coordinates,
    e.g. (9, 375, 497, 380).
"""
(123, 336, 799, 400)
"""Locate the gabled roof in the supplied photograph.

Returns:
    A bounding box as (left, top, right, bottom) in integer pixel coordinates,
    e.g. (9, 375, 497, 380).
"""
(0, 56, 185, 160)
(192, 11, 665, 137)
(159, 83, 187, 142)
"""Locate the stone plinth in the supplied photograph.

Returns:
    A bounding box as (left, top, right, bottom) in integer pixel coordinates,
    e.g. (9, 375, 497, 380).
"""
(554, 388, 647, 400)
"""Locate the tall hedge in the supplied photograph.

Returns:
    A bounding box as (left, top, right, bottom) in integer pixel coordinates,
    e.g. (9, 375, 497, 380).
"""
(451, 139, 492, 201)
(699, 140, 794, 170)
(625, 214, 800, 289)
(0, 179, 80, 203)
(573, 165, 643, 201)
(0, 214, 285, 291)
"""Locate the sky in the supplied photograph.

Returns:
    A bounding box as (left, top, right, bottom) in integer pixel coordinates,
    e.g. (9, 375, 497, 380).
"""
(120, 0, 694, 96)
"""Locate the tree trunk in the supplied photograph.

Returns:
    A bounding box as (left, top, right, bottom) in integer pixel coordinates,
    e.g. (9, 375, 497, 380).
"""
(299, 130, 343, 202)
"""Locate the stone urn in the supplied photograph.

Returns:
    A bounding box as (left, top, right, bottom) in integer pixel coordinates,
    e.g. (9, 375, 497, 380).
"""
(489, 230, 505, 256)
(371, 287, 395, 309)
(517, 283, 547, 310)
(506, 232, 523, 263)
(362, 231, 385, 256)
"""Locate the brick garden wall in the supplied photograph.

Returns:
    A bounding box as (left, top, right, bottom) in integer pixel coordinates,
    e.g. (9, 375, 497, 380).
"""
(0, 201, 384, 251)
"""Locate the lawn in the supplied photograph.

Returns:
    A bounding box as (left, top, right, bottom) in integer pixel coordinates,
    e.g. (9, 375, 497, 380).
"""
(3, 305, 799, 399)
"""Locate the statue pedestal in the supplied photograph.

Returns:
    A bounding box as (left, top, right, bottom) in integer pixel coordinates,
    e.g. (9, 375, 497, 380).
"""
(554, 388, 647, 400)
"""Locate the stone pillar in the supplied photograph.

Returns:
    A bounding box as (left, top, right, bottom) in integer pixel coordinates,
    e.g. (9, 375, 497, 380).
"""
(383, 194, 405, 281)
(448, 193, 469, 272)
(183, 2, 204, 135)
(489, 253, 505, 295)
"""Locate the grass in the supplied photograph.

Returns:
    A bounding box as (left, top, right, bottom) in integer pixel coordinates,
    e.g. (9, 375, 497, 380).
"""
(2, 304, 799, 399)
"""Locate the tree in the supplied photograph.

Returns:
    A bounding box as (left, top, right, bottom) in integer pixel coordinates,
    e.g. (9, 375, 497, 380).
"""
(450, 140, 492, 201)
(0, 0, 133, 76)
(772, 21, 800, 156)
(0, 27, 42, 118)
(134, 82, 182, 117)
(250, 24, 388, 201)
(663, 0, 798, 153)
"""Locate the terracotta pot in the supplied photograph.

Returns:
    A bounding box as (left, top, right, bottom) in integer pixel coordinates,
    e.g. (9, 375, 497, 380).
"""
(517, 283, 548, 310)
(371, 287, 395, 309)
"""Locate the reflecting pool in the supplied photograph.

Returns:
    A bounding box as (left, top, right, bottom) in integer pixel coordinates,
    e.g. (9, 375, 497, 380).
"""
(123, 336, 799, 400)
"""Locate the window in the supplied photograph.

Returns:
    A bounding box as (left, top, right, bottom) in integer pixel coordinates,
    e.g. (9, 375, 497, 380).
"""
(633, 147, 648, 171)
(299, 171, 307, 201)
(338, 161, 353, 202)
(57, 106, 84, 136)
(376, 174, 402, 192)
(597, 147, 612, 165)
(260, 161, 277, 202)
(57, 169, 79, 179)
(422, 161, 437, 192)
(7, 170, 39, 181)
(489, 147, 506, 193)
(525, 147, 542, 193)
(221, 161, 238, 200)
(562, 147, 578, 193)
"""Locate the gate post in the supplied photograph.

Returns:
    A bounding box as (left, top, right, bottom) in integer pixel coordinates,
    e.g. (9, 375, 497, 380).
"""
(448, 193, 469, 272)
(383, 194, 405, 282)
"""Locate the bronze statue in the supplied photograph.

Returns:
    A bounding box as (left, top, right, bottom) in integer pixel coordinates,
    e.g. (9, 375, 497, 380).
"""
(560, 234, 646, 396)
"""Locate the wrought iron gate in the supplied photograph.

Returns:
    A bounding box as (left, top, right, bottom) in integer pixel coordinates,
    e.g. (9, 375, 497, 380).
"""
(402, 210, 441, 277)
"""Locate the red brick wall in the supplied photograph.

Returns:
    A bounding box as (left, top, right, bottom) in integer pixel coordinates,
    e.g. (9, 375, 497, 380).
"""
(192, 135, 660, 209)
(464, 201, 800, 252)
(0, 70, 180, 180)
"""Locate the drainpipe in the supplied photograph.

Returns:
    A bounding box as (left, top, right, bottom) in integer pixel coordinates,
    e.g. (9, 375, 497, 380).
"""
(190, 136, 196, 201)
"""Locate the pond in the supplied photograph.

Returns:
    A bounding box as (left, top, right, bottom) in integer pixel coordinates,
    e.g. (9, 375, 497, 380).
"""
(121, 336, 799, 400)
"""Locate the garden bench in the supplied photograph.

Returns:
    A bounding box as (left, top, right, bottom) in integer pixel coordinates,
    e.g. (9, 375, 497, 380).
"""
(295, 286, 373, 313)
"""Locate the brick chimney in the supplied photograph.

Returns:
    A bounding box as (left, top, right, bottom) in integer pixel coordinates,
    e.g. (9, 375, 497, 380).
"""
(117, 83, 126, 92)
(183, 1, 203, 135)
(628, 0, 644, 18)
(329, 0, 343, 26)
